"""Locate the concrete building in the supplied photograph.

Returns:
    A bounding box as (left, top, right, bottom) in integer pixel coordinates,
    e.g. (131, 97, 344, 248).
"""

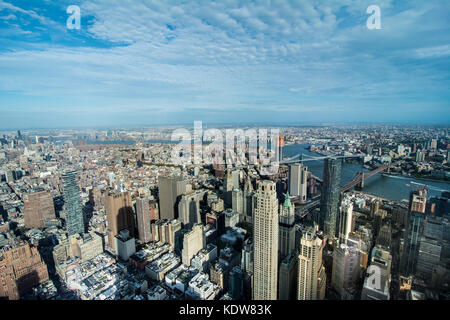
(253, 180, 279, 300)
(297, 224, 326, 300)
(278, 253, 298, 300)
(361, 245, 392, 300)
(279, 193, 296, 259)
(0, 243, 49, 300)
(151, 219, 181, 247)
(289, 164, 308, 203)
(178, 191, 203, 228)
(181, 224, 205, 266)
(105, 191, 135, 252)
(331, 243, 361, 299)
(116, 229, 136, 261)
(338, 199, 353, 244)
(158, 176, 187, 220)
(23, 191, 55, 229)
(136, 197, 152, 244)
(224, 208, 239, 228)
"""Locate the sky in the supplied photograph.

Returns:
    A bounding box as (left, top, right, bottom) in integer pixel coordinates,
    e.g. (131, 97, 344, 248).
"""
(0, 0, 449, 129)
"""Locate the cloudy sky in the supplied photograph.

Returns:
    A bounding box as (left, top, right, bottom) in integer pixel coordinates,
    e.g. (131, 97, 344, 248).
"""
(0, 0, 449, 128)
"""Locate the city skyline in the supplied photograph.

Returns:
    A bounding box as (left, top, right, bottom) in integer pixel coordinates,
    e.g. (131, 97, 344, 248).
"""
(1, 0, 449, 128)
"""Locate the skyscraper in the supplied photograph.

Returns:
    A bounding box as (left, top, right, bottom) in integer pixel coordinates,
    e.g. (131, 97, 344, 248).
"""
(279, 193, 296, 259)
(297, 224, 326, 300)
(178, 191, 202, 228)
(136, 196, 151, 244)
(338, 199, 353, 245)
(278, 253, 298, 300)
(62, 171, 84, 236)
(320, 157, 342, 242)
(289, 163, 308, 203)
(105, 191, 135, 252)
(401, 188, 427, 275)
(181, 224, 205, 266)
(253, 180, 279, 300)
(331, 243, 361, 299)
(158, 176, 187, 220)
(23, 191, 55, 229)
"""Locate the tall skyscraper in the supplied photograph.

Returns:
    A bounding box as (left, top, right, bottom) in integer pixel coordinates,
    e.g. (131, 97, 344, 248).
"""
(289, 163, 308, 203)
(158, 176, 187, 220)
(178, 191, 202, 228)
(23, 191, 55, 229)
(232, 177, 255, 223)
(401, 188, 427, 275)
(320, 157, 342, 242)
(253, 180, 279, 300)
(136, 196, 151, 244)
(279, 193, 296, 259)
(62, 171, 84, 236)
(278, 253, 298, 300)
(297, 224, 326, 300)
(331, 242, 361, 299)
(105, 191, 135, 252)
(416, 217, 443, 281)
(338, 199, 353, 245)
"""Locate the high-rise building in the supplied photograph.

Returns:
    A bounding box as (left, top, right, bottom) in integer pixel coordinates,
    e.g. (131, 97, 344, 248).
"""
(151, 219, 181, 247)
(279, 193, 296, 259)
(229, 266, 245, 300)
(136, 196, 151, 244)
(297, 224, 326, 300)
(361, 246, 392, 300)
(320, 158, 342, 243)
(253, 180, 279, 300)
(181, 224, 205, 266)
(23, 191, 55, 229)
(278, 253, 298, 300)
(115, 229, 136, 261)
(105, 191, 135, 252)
(149, 200, 159, 221)
(0, 243, 49, 300)
(232, 178, 255, 223)
(415, 150, 425, 163)
(401, 188, 427, 275)
(416, 217, 444, 281)
(331, 243, 361, 299)
(158, 176, 187, 220)
(178, 191, 202, 228)
(338, 199, 353, 244)
(409, 188, 427, 214)
(289, 164, 308, 203)
(62, 171, 84, 236)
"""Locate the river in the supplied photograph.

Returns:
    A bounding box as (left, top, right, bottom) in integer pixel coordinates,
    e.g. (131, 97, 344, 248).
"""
(283, 144, 450, 202)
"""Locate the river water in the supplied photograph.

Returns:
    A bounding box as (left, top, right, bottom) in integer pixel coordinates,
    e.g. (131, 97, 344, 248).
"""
(283, 144, 450, 202)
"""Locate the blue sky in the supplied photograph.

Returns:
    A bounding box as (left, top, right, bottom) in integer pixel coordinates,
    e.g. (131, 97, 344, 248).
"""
(0, 0, 449, 129)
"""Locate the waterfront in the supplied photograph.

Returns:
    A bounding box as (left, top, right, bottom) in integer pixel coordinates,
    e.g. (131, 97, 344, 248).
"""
(83, 140, 449, 202)
(283, 144, 450, 202)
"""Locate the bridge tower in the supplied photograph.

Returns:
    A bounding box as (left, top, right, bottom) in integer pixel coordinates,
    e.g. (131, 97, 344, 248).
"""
(355, 172, 364, 190)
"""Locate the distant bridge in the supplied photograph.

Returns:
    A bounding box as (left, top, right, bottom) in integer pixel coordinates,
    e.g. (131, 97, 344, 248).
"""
(294, 162, 391, 217)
